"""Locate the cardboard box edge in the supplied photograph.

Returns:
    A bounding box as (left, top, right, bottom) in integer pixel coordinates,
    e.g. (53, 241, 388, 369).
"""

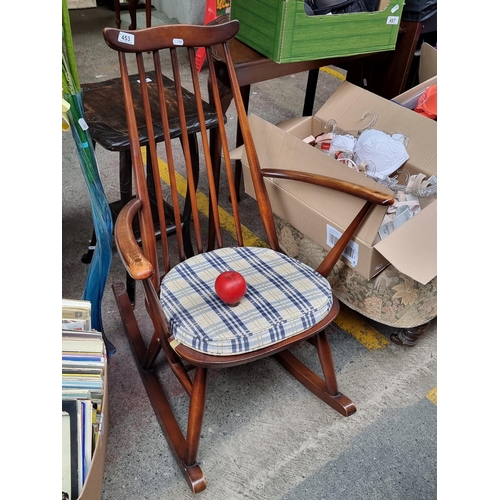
(78, 364, 108, 500)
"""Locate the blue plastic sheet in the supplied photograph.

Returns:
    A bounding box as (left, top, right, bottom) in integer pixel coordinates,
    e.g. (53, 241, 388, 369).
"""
(64, 91, 116, 356)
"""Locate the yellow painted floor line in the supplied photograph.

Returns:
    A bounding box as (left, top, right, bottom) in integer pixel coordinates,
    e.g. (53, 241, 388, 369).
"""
(426, 387, 437, 405)
(334, 306, 390, 351)
(143, 149, 389, 352)
(320, 66, 346, 81)
(142, 148, 268, 248)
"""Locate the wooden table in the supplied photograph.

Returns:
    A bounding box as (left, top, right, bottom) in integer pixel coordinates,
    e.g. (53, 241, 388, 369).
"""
(208, 13, 436, 199)
(210, 16, 357, 114)
(344, 13, 437, 99)
(208, 15, 359, 200)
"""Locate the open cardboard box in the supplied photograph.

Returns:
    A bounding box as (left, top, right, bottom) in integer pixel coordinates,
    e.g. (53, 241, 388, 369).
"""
(392, 42, 437, 109)
(240, 81, 437, 285)
(78, 365, 108, 500)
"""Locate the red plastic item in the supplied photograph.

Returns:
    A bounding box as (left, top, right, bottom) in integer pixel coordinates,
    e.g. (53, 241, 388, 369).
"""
(414, 85, 437, 120)
(195, 0, 217, 72)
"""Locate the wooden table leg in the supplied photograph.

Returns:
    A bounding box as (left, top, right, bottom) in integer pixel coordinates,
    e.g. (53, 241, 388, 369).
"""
(127, 0, 152, 30)
(303, 69, 319, 116)
(233, 84, 251, 202)
(146, 0, 151, 28)
(127, 0, 139, 30)
(209, 66, 320, 202)
(344, 20, 425, 99)
(114, 0, 121, 28)
(382, 20, 424, 98)
(232, 76, 313, 200)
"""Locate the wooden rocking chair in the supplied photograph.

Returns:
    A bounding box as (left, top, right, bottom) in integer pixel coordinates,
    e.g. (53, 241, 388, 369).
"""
(103, 20, 394, 493)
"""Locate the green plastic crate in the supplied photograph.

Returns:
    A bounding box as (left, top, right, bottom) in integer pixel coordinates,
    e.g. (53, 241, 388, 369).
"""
(230, 0, 405, 63)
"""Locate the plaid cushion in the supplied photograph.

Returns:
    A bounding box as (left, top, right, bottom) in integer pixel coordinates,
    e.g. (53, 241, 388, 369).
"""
(159, 247, 333, 355)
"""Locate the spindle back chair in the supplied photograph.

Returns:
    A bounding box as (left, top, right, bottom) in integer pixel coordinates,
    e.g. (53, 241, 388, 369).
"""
(104, 20, 394, 493)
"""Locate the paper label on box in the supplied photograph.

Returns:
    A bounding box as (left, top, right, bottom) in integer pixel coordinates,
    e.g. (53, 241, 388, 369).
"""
(386, 16, 399, 25)
(326, 224, 359, 267)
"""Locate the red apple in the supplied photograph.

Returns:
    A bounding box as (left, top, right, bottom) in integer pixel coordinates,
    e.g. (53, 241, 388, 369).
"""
(214, 271, 247, 306)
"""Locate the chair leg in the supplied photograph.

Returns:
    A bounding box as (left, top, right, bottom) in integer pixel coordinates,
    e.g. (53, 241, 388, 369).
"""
(119, 149, 136, 303)
(81, 230, 96, 263)
(314, 330, 339, 395)
(145, 0, 151, 28)
(127, 0, 139, 30)
(181, 134, 199, 258)
(274, 332, 356, 417)
(185, 367, 208, 466)
(114, 0, 121, 28)
(112, 281, 207, 493)
(126, 272, 136, 307)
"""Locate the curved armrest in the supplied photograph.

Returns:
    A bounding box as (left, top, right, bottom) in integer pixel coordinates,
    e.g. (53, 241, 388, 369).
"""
(115, 198, 155, 281)
(260, 168, 395, 278)
(261, 169, 394, 206)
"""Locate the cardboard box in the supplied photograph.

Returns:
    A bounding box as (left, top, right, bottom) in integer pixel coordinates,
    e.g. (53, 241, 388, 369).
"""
(392, 42, 437, 109)
(78, 366, 108, 500)
(241, 81, 437, 285)
(230, 0, 404, 64)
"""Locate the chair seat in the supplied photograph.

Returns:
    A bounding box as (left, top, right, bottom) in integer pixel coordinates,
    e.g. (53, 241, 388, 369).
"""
(82, 71, 220, 151)
(160, 247, 333, 355)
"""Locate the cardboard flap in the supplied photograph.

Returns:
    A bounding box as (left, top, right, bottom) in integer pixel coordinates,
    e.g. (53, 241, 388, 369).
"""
(392, 43, 436, 108)
(375, 200, 437, 284)
(229, 145, 244, 160)
(275, 116, 311, 131)
(392, 75, 437, 109)
(419, 42, 437, 83)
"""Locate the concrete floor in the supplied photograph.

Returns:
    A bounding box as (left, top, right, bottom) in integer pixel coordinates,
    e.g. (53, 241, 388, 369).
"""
(62, 5, 437, 499)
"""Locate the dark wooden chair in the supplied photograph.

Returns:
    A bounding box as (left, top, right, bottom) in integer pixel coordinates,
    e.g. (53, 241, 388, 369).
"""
(81, 21, 220, 301)
(81, 73, 218, 303)
(113, 0, 151, 30)
(103, 20, 394, 493)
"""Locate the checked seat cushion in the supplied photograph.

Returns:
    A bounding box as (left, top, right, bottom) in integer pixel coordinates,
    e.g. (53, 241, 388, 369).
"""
(160, 246, 333, 355)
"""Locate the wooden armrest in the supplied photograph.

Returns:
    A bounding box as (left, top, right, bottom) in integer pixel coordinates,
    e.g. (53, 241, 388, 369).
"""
(261, 169, 394, 206)
(260, 169, 394, 277)
(114, 198, 155, 281)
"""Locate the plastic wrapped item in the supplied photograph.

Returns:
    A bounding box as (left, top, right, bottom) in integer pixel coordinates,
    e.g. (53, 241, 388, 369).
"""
(354, 129, 410, 180)
(377, 170, 437, 197)
(304, 0, 379, 16)
(414, 84, 437, 120)
(401, 0, 437, 22)
(323, 113, 410, 179)
(329, 131, 357, 155)
(377, 170, 437, 240)
(325, 111, 375, 156)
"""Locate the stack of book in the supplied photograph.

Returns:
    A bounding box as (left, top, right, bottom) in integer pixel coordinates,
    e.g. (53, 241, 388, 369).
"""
(62, 299, 107, 500)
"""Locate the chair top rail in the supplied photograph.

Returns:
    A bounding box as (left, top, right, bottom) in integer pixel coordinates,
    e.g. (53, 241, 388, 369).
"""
(103, 21, 240, 53)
